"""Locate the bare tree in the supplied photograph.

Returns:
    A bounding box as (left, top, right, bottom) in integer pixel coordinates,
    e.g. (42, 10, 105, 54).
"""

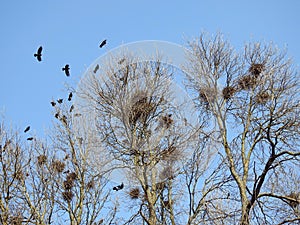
(184, 32, 300, 225)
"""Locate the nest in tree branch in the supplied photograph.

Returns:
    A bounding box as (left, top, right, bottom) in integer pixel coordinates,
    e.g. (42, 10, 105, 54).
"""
(129, 188, 140, 199)
(10, 214, 23, 225)
(37, 155, 47, 166)
(51, 160, 66, 173)
(198, 89, 209, 104)
(87, 180, 95, 190)
(62, 191, 74, 202)
(160, 114, 174, 129)
(256, 92, 271, 104)
(222, 86, 236, 100)
(14, 170, 24, 181)
(129, 96, 156, 125)
(66, 172, 77, 181)
(287, 192, 300, 208)
(63, 179, 74, 190)
(249, 63, 264, 77)
(238, 75, 257, 90)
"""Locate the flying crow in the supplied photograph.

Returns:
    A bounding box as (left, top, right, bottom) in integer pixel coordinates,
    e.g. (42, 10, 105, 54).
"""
(99, 39, 107, 48)
(68, 92, 73, 101)
(62, 64, 70, 76)
(24, 126, 30, 133)
(57, 99, 63, 104)
(27, 137, 34, 141)
(113, 182, 124, 191)
(51, 101, 56, 107)
(93, 64, 99, 73)
(34, 46, 43, 61)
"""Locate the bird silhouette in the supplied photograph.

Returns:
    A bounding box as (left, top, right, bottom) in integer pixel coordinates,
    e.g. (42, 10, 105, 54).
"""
(51, 101, 56, 107)
(57, 99, 63, 104)
(93, 64, 99, 73)
(27, 137, 33, 141)
(113, 182, 124, 191)
(68, 92, 73, 101)
(69, 105, 74, 113)
(24, 126, 30, 133)
(99, 39, 107, 48)
(55, 113, 59, 118)
(62, 64, 70, 76)
(34, 46, 43, 61)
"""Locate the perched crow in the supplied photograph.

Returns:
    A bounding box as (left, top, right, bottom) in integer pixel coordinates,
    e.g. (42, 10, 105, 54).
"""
(34, 46, 43, 61)
(27, 137, 34, 141)
(62, 64, 70, 76)
(68, 92, 73, 101)
(57, 99, 63, 104)
(24, 126, 30, 133)
(55, 113, 59, 119)
(99, 39, 107, 48)
(51, 101, 56, 107)
(93, 64, 99, 73)
(69, 105, 74, 113)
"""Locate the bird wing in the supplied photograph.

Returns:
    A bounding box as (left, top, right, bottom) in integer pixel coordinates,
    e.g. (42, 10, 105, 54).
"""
(37, 46, 43, 54)
(37, 55, 42, 61)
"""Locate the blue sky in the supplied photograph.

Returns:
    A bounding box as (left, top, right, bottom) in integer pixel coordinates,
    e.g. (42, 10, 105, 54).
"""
(0, 0, 299, 136)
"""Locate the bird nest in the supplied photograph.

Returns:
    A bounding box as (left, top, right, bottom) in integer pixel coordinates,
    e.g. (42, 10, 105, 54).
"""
(62, 191, 74, 202)
(249, 63, 264, 77)
(66, 172, 77, 181)
(256, 92, 271, 104)
(63, 179, 74, 190)
(160, 114, 174, 129)
(51, 160, 66, 173)
(222, 86, 236, 100)
(37, 155, 47, 166)
(129, 96, 156, 125)
(87, 180, 95, 190)
(238, 75, 258, 90)
(129, 188, 140, 199)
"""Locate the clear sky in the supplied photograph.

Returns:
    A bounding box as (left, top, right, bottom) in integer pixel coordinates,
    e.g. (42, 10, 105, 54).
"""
(0, 0, 300, 137)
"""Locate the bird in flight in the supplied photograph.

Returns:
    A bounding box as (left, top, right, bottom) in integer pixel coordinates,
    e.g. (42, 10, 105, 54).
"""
(69, 105, 74, 113)
(34, 46, 43, 61)
(99, 39, 107, 48)
(62, 64, 70, 76)
(68, 92, 73, 101)
(50, 101, 56, 107)
(57, 99, 63, 104)
(24, 126, 30, 133)
(113, 182, 124, 191)
(27, 137, 34, 141)
(93, 64, 99, 73)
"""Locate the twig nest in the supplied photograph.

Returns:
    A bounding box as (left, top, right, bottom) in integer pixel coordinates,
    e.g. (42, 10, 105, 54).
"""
(37, 155, 47, 166)
(129, 188, 140, 199)
(62, 191, 74, 202)
(222, 86, 236, 100)
(249, 63, 264, 77)
(256, 91, 271, 104)
(238, 75, 258, 90)
(51, 160, 66, 173)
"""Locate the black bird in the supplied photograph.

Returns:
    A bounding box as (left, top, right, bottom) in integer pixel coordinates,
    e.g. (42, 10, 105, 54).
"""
(117, 182, 124, 190)
(24, 126, 30, 133)
(57, 99, 63, 104)
(51, 101, 56, 107)
(68, 92, 73, 101)
(113, 182, 124, 191)
(99, 39, 107, 48)
(62, 64, 70, 76)
(93, 64, 99, 73)
(27, 137, 34, 141)
(55, 113, 59, 118)
(69, 105, 74, 113)
(63, 170, 70, 174)
(34, 46, 43, 61)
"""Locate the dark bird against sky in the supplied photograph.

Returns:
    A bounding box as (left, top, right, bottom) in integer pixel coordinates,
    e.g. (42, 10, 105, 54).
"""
(113, 182, 124, 191)
(51, 101, 56, 107)
(99, 39, 107, 48)
(68, 92, 73, 101)
(62, 64, 70, 76)
(24, 126, 30, 133)
(57, 99, 63, 104)
(34, 46, 42, 62)
(93, 64, 99, 73)
(27, 137, 33, 141)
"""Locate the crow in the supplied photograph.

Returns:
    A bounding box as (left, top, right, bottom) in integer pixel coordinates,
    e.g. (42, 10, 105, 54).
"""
(57, 99, 63, 104)
(27, 137, 34, 141)
(24, 126, 30, 133)
(55, 113, 59, 119)
(62, 64, 70, 76)
(99, 39, 107, 48)
(113, 182, 124, 191)
(34, 46, 43, 61)
(69, 105, 74, 113)
(68, 92, 73, 101)
(51, 101, 56, 107)
(93, 64, 99, 73)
